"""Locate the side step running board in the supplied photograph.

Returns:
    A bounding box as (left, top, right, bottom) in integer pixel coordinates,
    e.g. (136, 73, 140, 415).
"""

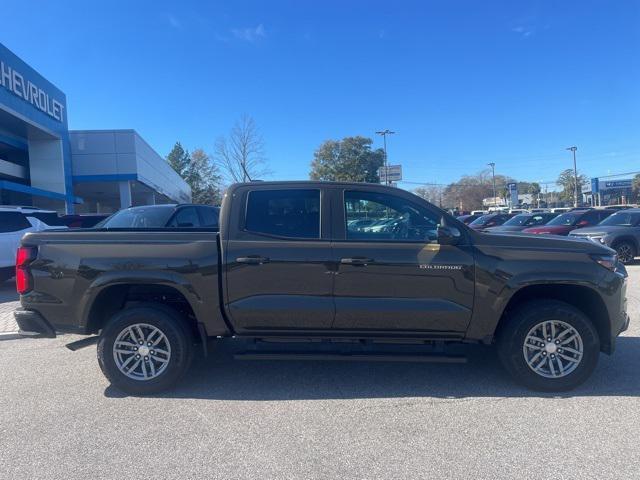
(234, 352, 467, 363)
(65, 336, 98, 351)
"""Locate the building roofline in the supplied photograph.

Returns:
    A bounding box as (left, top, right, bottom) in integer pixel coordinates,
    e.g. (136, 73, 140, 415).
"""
(69, 129, 137, 134)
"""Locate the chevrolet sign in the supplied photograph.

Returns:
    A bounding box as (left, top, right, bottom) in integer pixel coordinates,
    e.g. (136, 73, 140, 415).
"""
(0, 60, 65, 122)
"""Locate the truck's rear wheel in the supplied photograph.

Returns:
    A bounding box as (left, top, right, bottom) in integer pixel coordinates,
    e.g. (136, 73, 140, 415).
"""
(97, 306, 193, 395)
(497, 300, 600, 391)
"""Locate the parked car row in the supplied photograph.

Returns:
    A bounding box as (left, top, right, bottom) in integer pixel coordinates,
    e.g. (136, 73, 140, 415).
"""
(522, 209, 613, 236)
(0, 207, 67, 282)
(94, 204, 220, 229)
(569, 209, 640, 264)
(484, 212, 559, 232)
(457, 208, 640, 264)
(0, 204, 221, 283)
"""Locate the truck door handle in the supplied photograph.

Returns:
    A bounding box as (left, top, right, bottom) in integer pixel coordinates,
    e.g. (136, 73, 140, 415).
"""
(340, 257, 373, 266)
(236, 256, 270, 265)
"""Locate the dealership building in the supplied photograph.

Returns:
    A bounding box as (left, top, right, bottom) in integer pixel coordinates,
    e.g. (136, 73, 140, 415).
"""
(583, 178, 635, 206)
(0, 42, 190, 214)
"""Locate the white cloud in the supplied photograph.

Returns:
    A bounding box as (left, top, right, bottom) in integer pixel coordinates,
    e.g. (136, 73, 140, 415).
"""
(231, 24, 266, 42)
(511, 25, 534, 38)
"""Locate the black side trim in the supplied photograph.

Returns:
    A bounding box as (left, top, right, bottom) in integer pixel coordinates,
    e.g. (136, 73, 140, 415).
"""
(14, 309, 56, 338)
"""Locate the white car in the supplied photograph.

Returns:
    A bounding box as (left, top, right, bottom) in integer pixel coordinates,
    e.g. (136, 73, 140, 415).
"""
(0, 207, 67, 283)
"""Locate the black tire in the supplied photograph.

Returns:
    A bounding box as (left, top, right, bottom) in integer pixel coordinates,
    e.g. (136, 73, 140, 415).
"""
(613, 240, 636, 265)
(97, 306, 193, 395)
(497, 300, 600, 392)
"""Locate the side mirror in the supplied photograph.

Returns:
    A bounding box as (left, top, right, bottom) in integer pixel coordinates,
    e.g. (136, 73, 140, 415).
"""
(577, 220, 589, 227)
(437, 225, 461, 245)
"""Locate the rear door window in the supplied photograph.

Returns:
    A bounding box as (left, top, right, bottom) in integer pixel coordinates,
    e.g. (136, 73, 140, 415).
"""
(28, 212, 66, 226)
(582, 211, 602, 225)
(198, 206, 219, 228)
(0, 212, 31, 233)
(168, 207, 200, 228)
(245, 189, 320, 239)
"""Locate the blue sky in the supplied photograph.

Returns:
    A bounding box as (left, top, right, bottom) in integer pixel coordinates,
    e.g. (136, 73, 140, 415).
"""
(3, 0, 639, 189)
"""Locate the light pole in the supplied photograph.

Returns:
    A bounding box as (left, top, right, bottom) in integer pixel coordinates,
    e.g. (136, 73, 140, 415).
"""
(566, 146, 578, 207)
(488, 162, 497, 208)
(376, 129, 395, 185)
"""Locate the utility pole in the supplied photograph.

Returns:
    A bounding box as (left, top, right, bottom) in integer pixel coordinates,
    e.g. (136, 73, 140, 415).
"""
(566, 146, 578, 207)
(488, 162, 497, 208)
(376, 129, 395, 185)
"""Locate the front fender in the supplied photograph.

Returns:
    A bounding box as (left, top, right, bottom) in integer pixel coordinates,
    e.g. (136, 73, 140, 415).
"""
(464, 244, 607, 342)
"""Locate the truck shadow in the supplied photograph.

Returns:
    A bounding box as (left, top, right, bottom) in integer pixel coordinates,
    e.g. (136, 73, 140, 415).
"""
(104, 335, 640, 400)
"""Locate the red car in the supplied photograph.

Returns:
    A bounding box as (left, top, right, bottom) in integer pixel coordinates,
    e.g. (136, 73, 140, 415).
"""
(522, 209, 614, 236)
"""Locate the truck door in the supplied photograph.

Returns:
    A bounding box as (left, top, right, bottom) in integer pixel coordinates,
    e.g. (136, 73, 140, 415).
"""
(331, 188, 475, 334)
(223, 186, 335, 333)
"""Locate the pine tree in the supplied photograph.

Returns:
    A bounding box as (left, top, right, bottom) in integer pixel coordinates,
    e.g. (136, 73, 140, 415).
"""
(167, 143, 223, 205)
(186, 149, 223, 205)
(166, 142, 190, 178)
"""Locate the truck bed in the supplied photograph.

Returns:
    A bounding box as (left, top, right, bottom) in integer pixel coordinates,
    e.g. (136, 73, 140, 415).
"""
(19, 229, 229, 336)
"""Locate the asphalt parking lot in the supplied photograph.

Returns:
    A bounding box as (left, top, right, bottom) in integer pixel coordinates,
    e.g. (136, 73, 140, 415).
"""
(0, 269, 639, 480)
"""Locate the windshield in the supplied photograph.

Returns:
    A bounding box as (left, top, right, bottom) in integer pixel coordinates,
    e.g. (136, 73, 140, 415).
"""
(470, 214, 495, 226)
(546, 213, 580, 226)
(503, 214, 530, 226)
(99, 206, 176, 228)
(598, 212, 640, 226)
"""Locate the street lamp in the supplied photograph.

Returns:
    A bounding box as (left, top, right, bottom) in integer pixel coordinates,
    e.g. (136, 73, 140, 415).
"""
(376, 129, 395, 185)
(488, 162, 497, 208)
(566, 146, 578, 207)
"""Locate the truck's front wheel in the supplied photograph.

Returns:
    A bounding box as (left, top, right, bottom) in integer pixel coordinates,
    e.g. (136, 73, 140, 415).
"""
(497, 300, 600, 391)
(97, 306, 193, 395)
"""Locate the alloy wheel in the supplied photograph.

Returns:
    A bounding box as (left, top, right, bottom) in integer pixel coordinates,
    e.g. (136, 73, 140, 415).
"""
(522, 320, 583, 379)
(616, 244, 634, 264)
(112, 323, 172, 381)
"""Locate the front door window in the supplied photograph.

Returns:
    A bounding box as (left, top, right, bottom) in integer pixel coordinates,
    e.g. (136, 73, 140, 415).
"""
(345, 190, 439, 242)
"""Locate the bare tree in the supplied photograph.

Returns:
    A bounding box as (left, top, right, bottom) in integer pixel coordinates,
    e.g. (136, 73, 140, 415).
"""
(413, 185, 444, 206)
(214, 115, 270, 182)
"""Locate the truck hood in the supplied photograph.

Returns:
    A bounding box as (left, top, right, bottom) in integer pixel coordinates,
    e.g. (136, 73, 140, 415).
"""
(569, 226, 631, 237)
(521, 225, 574, 235)
(473, 229, 613, 255)
(484, 225, 527, 232)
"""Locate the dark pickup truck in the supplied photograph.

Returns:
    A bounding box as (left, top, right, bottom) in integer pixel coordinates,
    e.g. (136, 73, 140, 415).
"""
(15, 182, 629, 394)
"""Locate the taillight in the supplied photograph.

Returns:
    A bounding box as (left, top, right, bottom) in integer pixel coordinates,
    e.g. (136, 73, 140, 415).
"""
(16, 246, 37, 295)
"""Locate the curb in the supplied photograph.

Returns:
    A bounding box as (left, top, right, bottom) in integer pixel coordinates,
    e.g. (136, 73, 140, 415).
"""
(0, 332, 22, 341)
